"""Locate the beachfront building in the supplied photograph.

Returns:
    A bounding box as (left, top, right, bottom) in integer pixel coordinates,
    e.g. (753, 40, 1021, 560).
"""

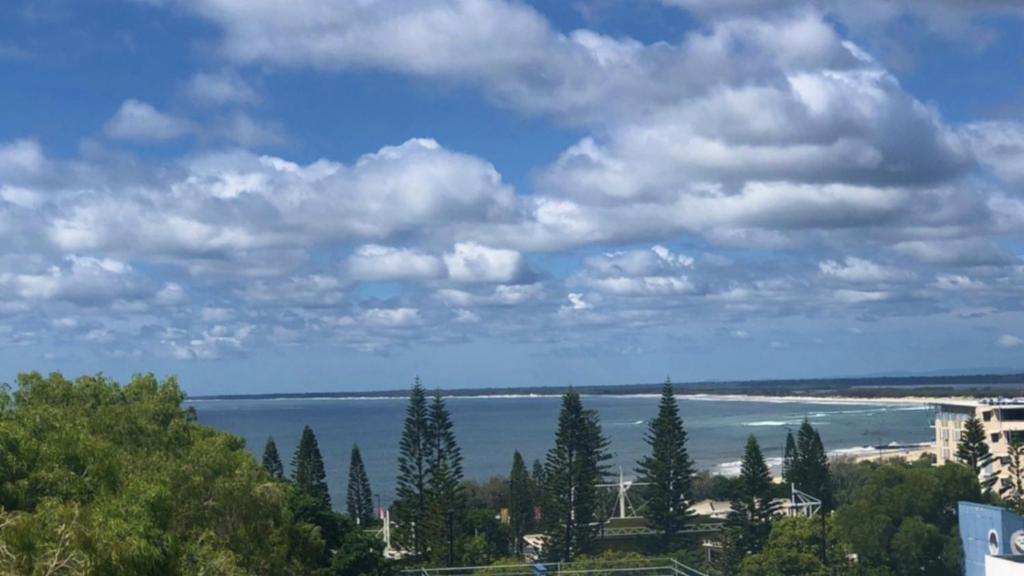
(934, 399, 1024, 487)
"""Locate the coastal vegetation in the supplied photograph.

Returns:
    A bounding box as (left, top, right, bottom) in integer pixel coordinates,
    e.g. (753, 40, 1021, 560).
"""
(0, 372, 387, 575)
(0, 371, 996, 575)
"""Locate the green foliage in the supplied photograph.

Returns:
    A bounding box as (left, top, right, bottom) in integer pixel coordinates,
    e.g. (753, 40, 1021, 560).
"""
(426, 389, 466, 565)
(262, 436, 284, 479)
(346, 444, 375, 526)
(791, 420, 832, 510)
(394, 378, 432, 557)
(542, 388, 611, 562)
(782, 431, 796, 486)
(329, 517, 393, 576)
(722, 435, 779, 571)
(691, 471, 742, 502)
(508, 451, 532, 556)
(835, 460, 981, 575)
(740, 516, 854, 576)
(0, 371, 330, 575)
(957, 416, 995, 491)
(292, 426, 331, 510)
(1002, 441, 1024, 514)
(635, 379, 696, 552)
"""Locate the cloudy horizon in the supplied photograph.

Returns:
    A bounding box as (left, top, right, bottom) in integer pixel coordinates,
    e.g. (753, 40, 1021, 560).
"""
(3, 0, 1024, 393)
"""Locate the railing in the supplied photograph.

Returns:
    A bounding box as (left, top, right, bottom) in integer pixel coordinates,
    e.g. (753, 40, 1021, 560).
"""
(401, 557, 708, 576)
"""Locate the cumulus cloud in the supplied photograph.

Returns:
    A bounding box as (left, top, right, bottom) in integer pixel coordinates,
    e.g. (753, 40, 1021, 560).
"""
(48, 138, 516, 259)
(7, 1, 1024, 364)
(998, 334, 1024, 349)
(104, 99, 194, 141)
(443, 242, 529, 283)
(0, 139, 45, 178)
(348, 245, 444, 281)
(186, 70, 259, 106)
(819, 257, 912, 283)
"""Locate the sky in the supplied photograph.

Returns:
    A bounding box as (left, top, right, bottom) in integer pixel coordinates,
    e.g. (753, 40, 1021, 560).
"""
(2, 0, 1024, 394)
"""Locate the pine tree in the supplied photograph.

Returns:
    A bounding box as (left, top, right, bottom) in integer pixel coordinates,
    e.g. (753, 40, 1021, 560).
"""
(792, 419, 831, 509)
(292, 425, 331, 509)
(808, 428, 832, 510)
(532, 458, 546, 485)
(262, 436, 284, 479)
(781, 430, 796, 485)
(542, 388, 611, 562)
(725, 435, 778, 562)
(426, 389, 465, 565)
(394, 378, 433, 557)
(1002, 441, 1024, 514)
(347, 444, 374, 526)
(958, 416, 996, 491)
(635, 378, 696, 552)
(509, 450, 533, 557)
(531, 458, 547, 527)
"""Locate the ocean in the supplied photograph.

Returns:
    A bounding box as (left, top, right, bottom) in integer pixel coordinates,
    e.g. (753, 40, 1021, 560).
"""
(190, 394, 934, 506)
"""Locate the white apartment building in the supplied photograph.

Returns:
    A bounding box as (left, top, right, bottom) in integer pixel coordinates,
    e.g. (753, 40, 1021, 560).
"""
(935, 399, 1024, 486)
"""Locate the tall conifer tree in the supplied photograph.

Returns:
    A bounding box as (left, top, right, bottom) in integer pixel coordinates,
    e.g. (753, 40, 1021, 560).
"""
(542, 388, 611, 562)
(395, 378, 433, 557)
(635, 379, 696, 552)
(509, 450, 533, 557)
(724, 435, 778, 565)
(292, 426, 330, 509)
(792, 419, 832, 509)
(426, 389, 465, 565)
(262, 436, 284, 479)
(781, 430, 796, 485)
(347, 444, 374, 526)
(1002, 441, 1024, 514)
(958, 416, 996, 492)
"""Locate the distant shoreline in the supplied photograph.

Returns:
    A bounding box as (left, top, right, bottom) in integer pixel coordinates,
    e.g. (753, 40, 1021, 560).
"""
(185, 371, 1024, 402)
(186, 390, 958, 407)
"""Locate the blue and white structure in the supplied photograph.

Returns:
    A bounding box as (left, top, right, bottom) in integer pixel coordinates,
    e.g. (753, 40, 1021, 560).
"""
(960, 502, 1024, 575)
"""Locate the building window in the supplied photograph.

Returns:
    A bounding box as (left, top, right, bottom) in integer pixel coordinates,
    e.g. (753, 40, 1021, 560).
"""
(992, 433, 1002, 443)
(984, 411, 993, 422)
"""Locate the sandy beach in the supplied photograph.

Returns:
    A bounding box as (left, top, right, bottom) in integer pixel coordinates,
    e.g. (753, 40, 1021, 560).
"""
(678, 392, 973, 407)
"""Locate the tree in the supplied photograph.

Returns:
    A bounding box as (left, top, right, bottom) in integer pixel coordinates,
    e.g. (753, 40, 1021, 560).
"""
(394, 378, 433, 557)
(957, 416, 996, 490)
(635, 378, 696, 552)
(346, 444, 374, 526)
(835, 461, 980, 575)
(0, 371, 340, 575)
(263, 436, 285, 479)
(791, 419, 831, 509)
(1002, 441, 1024, 514)
(740, 516, 855, 576)
(723, 435, 779, 568)
(542, 389, 611, 562)
(509, 451, 532, 556)
(426, 389, 465, 565)
(292, 425, 331, 509)
(781, 431, 796, 486)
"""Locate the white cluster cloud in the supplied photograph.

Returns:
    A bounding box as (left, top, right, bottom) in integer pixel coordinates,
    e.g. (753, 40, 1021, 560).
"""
(186, 70, 260, 106)
(5, 0, 1024, 363)
(348, 245, 445, 282)
(104, 99, 194, 141)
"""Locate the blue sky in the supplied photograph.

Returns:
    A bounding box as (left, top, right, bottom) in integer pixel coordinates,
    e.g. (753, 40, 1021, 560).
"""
(2, 0, 1024, 394)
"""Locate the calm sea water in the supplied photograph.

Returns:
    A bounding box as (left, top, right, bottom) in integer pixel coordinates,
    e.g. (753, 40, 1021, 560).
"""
(190, 395, 933, 506)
